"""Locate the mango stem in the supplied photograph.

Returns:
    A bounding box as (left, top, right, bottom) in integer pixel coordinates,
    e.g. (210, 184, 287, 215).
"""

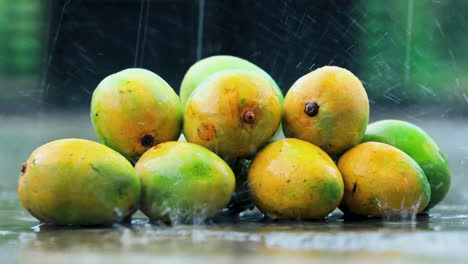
(242, 110, 256, 124)
(304, 102, 319, 117)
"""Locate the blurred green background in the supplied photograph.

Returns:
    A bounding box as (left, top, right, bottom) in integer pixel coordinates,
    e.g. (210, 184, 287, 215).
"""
(357, 0, 467, 106)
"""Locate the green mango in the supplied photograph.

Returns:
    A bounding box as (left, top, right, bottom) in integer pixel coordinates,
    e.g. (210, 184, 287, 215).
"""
(179, 55, 283, 107)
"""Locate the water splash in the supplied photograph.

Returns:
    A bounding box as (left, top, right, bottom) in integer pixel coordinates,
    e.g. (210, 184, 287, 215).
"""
(404, 0, 414, 85)
(134, 0, 150, 67)
(196, 0, 205, 60)
(375, 196, 424, 221)
(153, 200, 213, 225)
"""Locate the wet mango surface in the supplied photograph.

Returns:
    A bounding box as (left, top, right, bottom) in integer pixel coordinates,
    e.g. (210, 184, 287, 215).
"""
(284, 66, 369, 158)
(184, 70, 282, 159)
(135, 141, 235, 224)
(362, 120, 451, 210)
(91, 68, 182, 163)
(248, 138, 344, 219)
(179, 55, 284, 107)
(18, 139, 140, 225)
(338, 142, 431, 217)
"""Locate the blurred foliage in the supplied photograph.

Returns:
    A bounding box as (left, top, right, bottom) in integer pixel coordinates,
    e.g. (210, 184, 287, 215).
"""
(0, 0, 44, 76)
(356, 0, 467, 105)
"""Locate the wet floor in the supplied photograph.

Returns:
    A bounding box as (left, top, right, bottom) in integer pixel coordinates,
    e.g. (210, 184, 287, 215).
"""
(1, 110, 467, 263)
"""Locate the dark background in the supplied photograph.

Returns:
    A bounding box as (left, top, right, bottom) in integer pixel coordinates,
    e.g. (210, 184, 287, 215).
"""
(2, 0, 466, 112)
(44, 0, 356, 107)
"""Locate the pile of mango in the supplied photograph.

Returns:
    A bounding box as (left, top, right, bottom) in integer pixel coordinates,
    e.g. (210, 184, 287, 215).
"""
(18, 55, 451, 225)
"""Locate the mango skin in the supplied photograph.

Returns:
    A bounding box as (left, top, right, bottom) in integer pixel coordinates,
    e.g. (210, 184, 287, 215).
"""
(362, 120, 451, 210)
(183, 70, 282, 159)
(135, 142, 235, 224)
(179, 55, 283, 107)
(283, 66, 369, 158)
(248, 138, 344, 219)
(18, 139, 140, 226)
(91, 68, 182, 163)
(337, 142, 431, 217)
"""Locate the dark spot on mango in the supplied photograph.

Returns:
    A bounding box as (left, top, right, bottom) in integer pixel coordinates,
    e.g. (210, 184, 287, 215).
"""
(90, 164, 101, 174)
(304, 101, 319, 117)
(20, 163, 27, 174)
(286, 179, 291, 183)
(197, 123, 217, 141)
(352, 179, 358, 195)
(95, 113, 99, 117)
(241, 109, 256, 124)
(141, 135, 155, 148)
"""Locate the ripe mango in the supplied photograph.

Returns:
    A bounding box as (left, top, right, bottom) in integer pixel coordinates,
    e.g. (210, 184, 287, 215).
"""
(248, 138, 344, 219)
(18, 139, 140, 225)
(183, 70, 282, 159)
(338, 142, 431, 217)
(283, 66, 369, 158)
(362, 120, 451, 210)
(179, 55, 283, 107)
(135, 142, 235, 224)
(91, 68, 182, 163)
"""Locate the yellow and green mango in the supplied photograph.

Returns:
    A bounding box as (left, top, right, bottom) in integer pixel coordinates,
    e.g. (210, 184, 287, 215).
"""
(91, 68, 182, 163)
(18, 139, 140, 225)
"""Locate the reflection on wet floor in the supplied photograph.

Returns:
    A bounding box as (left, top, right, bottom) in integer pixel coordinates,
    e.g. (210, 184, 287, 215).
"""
(0, 201, 467, 263)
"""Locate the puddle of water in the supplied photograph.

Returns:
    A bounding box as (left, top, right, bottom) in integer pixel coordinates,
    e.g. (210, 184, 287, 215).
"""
(1, 199, 467, 263)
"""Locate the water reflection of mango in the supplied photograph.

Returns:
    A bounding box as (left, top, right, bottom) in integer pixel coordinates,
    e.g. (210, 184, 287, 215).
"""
(18, 139, 140, 225)
(338, 142, 431, 217)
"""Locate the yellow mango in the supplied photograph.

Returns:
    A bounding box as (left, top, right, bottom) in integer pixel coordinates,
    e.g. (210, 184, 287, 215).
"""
(18, 139, 140, 225)
(283, 66, 369, 158)
(248, 138, 343, 219)
(338, 142, 431, 217)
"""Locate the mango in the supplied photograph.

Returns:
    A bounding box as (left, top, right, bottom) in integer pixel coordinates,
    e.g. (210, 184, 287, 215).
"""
(18, 139, 140, 225)
(248, 138, 344, 219)
(283, 66, 369, 158)
(183, 70, 282, 159)
(179, 55, 283, 107)
(91, 68, 182, 163)
(362, 120, 451, 210)
(338, 142, 431, 217)
(135, 142, 235, 224)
